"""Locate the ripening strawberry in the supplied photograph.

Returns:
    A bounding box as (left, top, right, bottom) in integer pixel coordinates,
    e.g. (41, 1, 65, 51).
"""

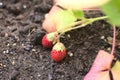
(42, 32, 58, 48)
(51, 42, 66, 62)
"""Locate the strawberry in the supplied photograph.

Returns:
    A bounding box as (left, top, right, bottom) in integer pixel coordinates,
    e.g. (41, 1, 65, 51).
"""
(42, 32, 59, 48)
(51, 42, 66, 62)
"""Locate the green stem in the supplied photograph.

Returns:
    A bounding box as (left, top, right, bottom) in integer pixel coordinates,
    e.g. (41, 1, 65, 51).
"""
(88, 16, 108, 22)
(57, 20, 84, 32)
(60, 21, 91, 34)
(58, 16, 108, 34)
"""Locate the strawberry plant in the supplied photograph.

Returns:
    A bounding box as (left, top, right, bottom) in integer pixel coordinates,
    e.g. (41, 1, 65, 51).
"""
(41, 0, 120, 79)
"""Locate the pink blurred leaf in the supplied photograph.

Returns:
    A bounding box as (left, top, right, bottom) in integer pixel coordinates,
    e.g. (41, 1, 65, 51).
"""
(84, 50, 114, 80)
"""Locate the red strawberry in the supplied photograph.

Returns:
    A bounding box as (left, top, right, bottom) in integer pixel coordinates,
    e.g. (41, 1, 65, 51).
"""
(42, 32, 58, 48)
(51, 42, 66, 62)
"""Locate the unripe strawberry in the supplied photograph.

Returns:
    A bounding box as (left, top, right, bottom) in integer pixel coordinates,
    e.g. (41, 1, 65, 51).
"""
(42, 32, 59, 48)
(51, 42, 66, 62)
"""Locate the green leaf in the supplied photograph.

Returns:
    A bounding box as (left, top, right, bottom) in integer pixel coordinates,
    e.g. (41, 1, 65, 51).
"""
(111, 61, 120, 80)
(112, 61, 120, 71)
(72, 10, 84, 19)
(54, 9, 77, 32)
(101, 0, 120, 26)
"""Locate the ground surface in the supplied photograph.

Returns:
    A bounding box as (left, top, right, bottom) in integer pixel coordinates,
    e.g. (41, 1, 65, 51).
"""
(0, 0, 120, 80)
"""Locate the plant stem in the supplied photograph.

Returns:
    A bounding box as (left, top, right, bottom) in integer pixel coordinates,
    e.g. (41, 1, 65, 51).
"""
(111, 25, 116, 55)
(60, 21, 90, 34)
(88, 16, 108, 22)
(57, 20, 84, 32)
(60, 16, 108, 34)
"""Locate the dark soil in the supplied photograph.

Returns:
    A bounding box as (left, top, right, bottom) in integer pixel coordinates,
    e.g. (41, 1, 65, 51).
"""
(0, 0, 120, 80)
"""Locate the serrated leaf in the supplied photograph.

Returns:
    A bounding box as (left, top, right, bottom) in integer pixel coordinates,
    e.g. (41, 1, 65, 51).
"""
(112, 61, 120, 71)
(73, 10, 84, 19)
(54, 9, 77, 32)
(101, 0, 120, 26)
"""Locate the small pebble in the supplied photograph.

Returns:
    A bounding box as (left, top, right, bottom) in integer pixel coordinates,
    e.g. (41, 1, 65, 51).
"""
(5, 33, 8, 37)
(107, 37, 113, 45)
(16, 15, 24, 20)
(23, 5, 27, 9)
(68, 51, 73, 57)
(0, 2, 3, 7)
(22, 44, 24, 46)
(3, 51, 6, 54)
(13, 43, 16, 46)
(24, 46, 31, 51)
(3, 65, 6, 67)
(12, 61, 15, 65)
(32, 49, 36, 52)
(7, 43, 10, 46)
(45, 14, 48, 18)
(107, 47, 111, 51)
(10, 51, 13, 54)
(38, 74, 41, 77)
(6, 50, 9, 53)
(0, 63, 3, 66)
(67, 34, 71, 38)
(100, 36, 105, 39)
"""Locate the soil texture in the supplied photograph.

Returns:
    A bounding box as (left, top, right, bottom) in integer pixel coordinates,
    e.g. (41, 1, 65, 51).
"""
(0, 0, 120, 80)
